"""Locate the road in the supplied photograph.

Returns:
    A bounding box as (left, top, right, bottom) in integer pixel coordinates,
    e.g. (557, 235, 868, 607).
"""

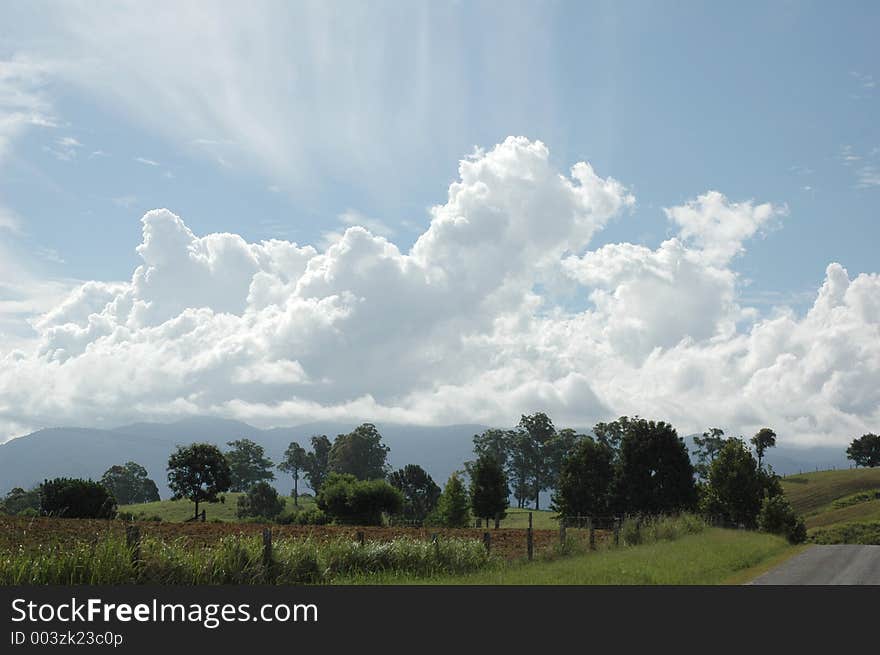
(750, 545, 880, 585)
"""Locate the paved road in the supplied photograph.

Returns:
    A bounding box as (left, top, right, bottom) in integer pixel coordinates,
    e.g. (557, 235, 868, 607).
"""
(750, 545, 880, 584)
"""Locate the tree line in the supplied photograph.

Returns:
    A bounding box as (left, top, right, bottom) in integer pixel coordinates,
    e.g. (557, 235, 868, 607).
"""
(4, 415, 879, 545)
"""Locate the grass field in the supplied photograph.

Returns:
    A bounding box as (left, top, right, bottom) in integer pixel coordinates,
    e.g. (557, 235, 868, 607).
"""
(120, 496, 555, 527)
(781, 468, 880, 516)
(119, 493, 316, 522)
(334, 528, 793, 585)
(780, 467, 880, 543)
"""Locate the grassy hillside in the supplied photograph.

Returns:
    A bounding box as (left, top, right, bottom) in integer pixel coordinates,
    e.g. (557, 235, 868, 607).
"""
(334, 529, 795, 585)
(781, 468, 880, 516)
(780, 467, 880, 542)
(120, 493, 316, 522)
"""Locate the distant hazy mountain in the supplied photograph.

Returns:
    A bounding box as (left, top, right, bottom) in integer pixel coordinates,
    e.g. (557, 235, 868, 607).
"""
(0, 417, 853, 498)
(0, 417, 487, 497)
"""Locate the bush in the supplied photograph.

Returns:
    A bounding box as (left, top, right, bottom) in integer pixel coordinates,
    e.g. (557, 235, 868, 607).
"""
(39, 478, 117, 519)
(757, 495, 807, 544)
(316, 473, 403, 525)
(278, 507, 328, 525)
(236, 482, 286, 520)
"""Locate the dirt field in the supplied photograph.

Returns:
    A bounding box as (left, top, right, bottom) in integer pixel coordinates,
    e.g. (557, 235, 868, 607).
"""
(0, 516, 607, 561)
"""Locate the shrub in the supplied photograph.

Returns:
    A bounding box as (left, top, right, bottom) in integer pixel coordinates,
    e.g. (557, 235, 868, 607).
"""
(757, 495, 806, 544)
(236, 482, 286, 520)
(316, 473, 403, 525)
(39, 478, 117, 519)
(278, 507, 328, 525)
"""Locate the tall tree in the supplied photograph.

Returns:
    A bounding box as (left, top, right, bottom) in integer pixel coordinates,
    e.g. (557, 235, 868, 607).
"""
(750, 428, 777, 470)
(100, 462, 161, 505)
(517, 412, 557, 510)
(469, 455, 510, 529)
(846, 433, 880, 468)
(387, 464, 441, 524)
(278, 442, 308, 505)
(551, 438, 614, 519)
(472, 428, 512, 467)
(614, 417, 697, 515)
(593, 417, 631, 454)
(701, 438, 765, 528)
(434, 473, 470, 528)
(693, 428, 727, 481)
(167, 443, 232, 520)
(225, 438, 275, 492)
(328, 423, 390, 480)
(506, 429, 534, 509)
(303, 435, 332, 493)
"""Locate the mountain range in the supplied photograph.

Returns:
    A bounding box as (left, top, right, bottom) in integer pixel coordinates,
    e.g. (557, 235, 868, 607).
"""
(0, 417, 853, 498)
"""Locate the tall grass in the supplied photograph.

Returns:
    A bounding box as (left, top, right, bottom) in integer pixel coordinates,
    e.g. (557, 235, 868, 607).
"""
(1, 534, 494, 585)
(619, 513, 706, 546)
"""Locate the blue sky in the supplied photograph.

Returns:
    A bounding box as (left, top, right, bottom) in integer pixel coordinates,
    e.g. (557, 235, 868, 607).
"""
(0, 1, 878, 444)
(2, 1, 876, 298)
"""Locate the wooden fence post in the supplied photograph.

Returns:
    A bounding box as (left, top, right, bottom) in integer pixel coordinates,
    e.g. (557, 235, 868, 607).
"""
(588, 517, 595, 550)
(125, 525, 141, 575)
(527, 512, 534, 561)
(483, 531, 491, 554)
(262, 528, 273, 580)
(559, 520, 567, 547)
(613, 517, 620, 547)
(356, 531, 365, 546)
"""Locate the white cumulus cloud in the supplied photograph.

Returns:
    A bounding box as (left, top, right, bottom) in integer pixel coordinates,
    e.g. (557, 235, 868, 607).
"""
(0, 137, 878, 450)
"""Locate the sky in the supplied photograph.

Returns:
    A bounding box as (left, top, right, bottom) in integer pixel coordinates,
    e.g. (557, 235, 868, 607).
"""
(0, 1, 878, 447)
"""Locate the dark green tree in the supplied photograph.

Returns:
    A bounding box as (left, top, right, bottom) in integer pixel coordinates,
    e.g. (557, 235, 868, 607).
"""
(303, 434, 332, 493)
(278, 442, 308, 505)
(236, 481, 286, 520)
(472, 428, 512, 467)
(701, 438, 764, 527)
(328, 424, 390, 480)
(615, 417, 697, 515)
(39, 478, 117, 519)
(692, 428, 727, 481)
(750, 428, 777, 470)
(506, 429, 535, 509)
(593, 416, 631, 453)
(316, 472, 403, 525)
(846, 433, 880, 468)
(100, 462, 161, 505)
(469, 455, 509, 528)
(518, 412, 557, 510)
(225, 438, 275, 492)
(433, 473, 470, 527)
(0, 487, 41, 515)
(167, 443, 232, 520)
(387, 464, 441, 524)
(551, 438, 615, 519)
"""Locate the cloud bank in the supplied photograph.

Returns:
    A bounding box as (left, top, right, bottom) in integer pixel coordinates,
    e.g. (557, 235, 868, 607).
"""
(1, 137, 878, 446)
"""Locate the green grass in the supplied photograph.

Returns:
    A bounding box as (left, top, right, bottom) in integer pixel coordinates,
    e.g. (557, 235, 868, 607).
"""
(0, 534, 493, 585)
(336, 529, 792, 585)
(810, 521, 880, 545)
(497, 508, 559, 529)
(781, 468, 880, 516)
(778, 468, 880, 542)
(119, 493, 316, 522)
